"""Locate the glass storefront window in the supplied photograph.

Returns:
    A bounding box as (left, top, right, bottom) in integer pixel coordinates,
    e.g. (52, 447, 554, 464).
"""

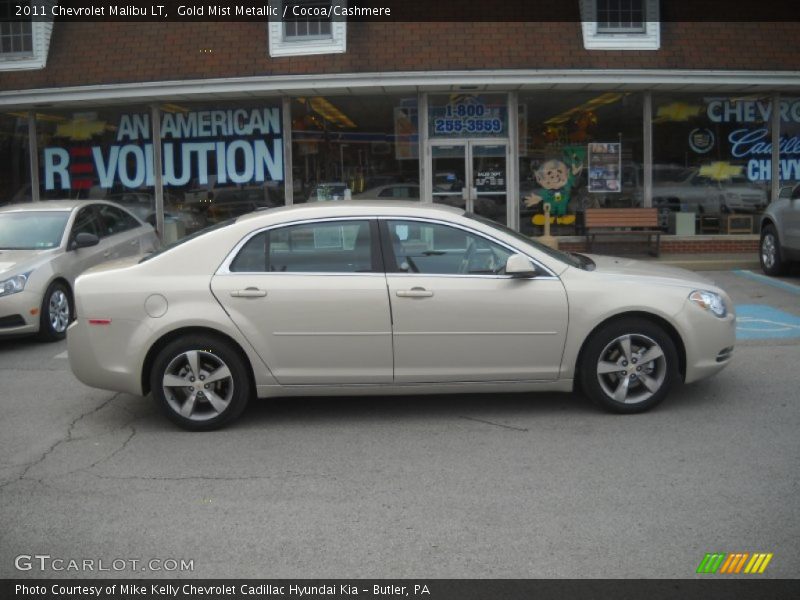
(35, 102, 285, 242)
(156, 101, 285, 240)
(518, 92, 643, 236)
(653, 94, 772, 234)
(778, 97, 800, 195)
(35, 104, 157, 231)
(0, 112, 31, 205)
(37, 106, 155, 204)
(291, 94, 419, 203)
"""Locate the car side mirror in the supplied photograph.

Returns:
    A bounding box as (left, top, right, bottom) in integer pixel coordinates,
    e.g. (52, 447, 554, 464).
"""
(70, 232, 99, 250)
(505, 254, 539, 278)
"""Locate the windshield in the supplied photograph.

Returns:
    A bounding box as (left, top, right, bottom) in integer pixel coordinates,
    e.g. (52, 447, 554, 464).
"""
(465, 213, 582, 269)
(139, 218, 236, 263)
(0, 211, 70, 250)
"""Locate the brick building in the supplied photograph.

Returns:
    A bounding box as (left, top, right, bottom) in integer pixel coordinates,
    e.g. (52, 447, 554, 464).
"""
(1, 1, 799, 251)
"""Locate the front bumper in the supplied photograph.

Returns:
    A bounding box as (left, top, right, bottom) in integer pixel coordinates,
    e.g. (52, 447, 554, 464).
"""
(675, 301, 737, 384)
(0, 290, 41, 336)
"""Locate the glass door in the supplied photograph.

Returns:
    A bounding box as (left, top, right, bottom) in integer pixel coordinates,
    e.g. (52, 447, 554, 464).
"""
(429, 140, 508, 225)
(431, 142, 467, 211)
(470, 142, 507, 225)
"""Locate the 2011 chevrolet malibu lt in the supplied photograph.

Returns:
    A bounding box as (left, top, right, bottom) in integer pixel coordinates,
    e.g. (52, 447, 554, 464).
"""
(67, 202, 736, 430)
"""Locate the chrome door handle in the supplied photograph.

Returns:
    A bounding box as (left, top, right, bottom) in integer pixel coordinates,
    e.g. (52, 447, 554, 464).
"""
(230, 288, 267, 298)
(396, 287, 433, 298)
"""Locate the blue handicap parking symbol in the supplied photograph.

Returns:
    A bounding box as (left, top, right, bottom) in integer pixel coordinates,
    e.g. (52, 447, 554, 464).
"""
(735, 304, 800, 340)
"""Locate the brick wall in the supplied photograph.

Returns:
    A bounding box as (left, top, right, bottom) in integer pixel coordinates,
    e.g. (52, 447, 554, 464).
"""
(559, 236, 760, 254)
(1, 21, 799, 91)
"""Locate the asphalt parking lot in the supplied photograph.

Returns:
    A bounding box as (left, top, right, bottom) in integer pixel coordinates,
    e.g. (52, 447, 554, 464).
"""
(0, 269, 798, 579)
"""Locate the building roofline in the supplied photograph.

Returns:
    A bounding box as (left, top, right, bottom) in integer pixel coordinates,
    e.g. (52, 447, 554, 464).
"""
(2, 69, 800, 108)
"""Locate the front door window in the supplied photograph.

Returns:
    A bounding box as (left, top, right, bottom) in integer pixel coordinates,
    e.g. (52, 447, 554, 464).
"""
(384, 219, 512, 276)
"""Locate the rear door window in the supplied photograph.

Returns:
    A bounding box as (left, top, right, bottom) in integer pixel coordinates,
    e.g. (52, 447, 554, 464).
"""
(230, 220, 377, 273)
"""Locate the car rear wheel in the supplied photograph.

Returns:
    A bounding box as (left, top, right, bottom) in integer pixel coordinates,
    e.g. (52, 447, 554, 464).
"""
(150, 335, 251, 430)
(580, 318, 679, 414)
(38, 281, 72, 342)
(760, 225, 785, 276)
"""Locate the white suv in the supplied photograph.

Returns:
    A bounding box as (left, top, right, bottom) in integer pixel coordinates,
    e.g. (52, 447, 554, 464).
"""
(760, 184, 800, 275)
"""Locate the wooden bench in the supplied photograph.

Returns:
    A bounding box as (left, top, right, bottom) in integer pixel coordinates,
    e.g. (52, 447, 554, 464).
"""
(584, 208, 662, 257)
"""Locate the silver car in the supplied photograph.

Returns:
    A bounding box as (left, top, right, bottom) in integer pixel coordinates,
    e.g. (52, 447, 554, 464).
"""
(760, 184, 800, 275)
(68, 202, 736, 430)
(0, 200, 159, 341)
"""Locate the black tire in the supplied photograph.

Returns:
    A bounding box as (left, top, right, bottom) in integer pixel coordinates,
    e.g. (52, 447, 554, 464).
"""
(760, 225, 785, 277)
(38, 281, 73, 342)
(150, 334, 251, 431)
(579, 318, 679, 414)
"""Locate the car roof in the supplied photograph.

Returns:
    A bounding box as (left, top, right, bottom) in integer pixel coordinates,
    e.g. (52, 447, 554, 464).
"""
(236, 200, 463, 224)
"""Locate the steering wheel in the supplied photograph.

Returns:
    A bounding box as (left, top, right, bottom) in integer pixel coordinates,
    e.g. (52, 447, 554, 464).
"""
(458, 240, 477, 274)
(403, 254, 420, 273)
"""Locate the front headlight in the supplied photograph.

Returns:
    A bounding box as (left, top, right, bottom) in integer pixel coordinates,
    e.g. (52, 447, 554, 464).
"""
(689, 290, 727, 318)
(0, 272, 31, 298)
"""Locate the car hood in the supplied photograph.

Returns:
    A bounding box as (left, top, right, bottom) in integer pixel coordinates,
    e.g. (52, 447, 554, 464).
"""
(80, 254, 147, 276)
(585, 254, 716, 289)
(0, 248, 59, 276)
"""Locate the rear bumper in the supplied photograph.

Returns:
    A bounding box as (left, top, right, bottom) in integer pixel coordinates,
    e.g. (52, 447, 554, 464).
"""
(67, 317, 145, 396)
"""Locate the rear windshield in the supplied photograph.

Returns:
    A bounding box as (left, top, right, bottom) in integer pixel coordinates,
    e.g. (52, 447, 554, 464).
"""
(139, 218, 236, 263)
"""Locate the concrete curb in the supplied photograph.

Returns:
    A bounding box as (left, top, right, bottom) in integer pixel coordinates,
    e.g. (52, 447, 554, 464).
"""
(657, 257, 761, 271)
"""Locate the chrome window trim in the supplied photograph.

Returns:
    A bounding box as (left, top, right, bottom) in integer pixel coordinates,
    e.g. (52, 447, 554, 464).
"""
(216, 214, 559, 279)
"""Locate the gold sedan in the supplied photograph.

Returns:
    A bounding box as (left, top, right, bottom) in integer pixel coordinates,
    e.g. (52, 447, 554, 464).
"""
(67, 202, 735, 430)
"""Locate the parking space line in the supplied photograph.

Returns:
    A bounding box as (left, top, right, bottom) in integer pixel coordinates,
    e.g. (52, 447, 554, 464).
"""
(733, 270, 800, 295)
(54, 350, 68, 359)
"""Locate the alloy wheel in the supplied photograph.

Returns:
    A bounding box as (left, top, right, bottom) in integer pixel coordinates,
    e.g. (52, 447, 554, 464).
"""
(162, 350, 235, 422)
(48, 289, 70, 333)
(596, 333, 667, 404)
(761, 233, 777, 269)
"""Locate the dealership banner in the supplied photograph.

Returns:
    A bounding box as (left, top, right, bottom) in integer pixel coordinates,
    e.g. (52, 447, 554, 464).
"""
(42, 108, 283, 192)
(3, 579, 800, 600)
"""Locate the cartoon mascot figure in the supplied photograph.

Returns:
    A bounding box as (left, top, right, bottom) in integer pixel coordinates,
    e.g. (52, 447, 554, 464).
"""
(524, 151, 583, 226)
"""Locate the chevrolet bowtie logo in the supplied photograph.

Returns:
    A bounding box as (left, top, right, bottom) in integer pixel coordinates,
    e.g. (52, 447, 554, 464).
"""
(698, 161, 744, 181)
(697, 552, 774, 574)
(654, 102, 704, 122)
(55, 119, 108, 141)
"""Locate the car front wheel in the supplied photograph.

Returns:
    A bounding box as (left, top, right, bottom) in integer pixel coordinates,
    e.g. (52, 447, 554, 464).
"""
(580, 318, 679, 414)
(760, 225, 785, 276)
(150, 335, 251, 430)
(38, 281, 72, 342)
